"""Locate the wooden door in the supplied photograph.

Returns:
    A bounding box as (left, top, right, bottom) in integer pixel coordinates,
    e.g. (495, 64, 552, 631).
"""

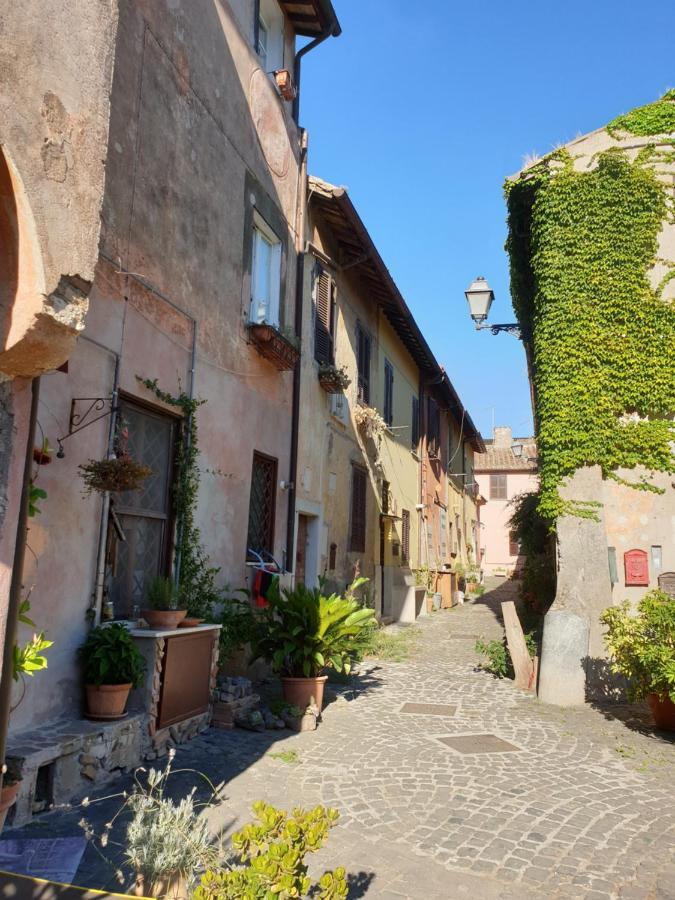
(296, 515, 309, 585)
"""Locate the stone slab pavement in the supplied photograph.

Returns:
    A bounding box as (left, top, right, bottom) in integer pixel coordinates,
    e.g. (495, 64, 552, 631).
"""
(5, 578, 675, 899)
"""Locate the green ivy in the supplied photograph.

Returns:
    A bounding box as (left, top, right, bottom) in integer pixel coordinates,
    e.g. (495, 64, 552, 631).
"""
(505, 121, 675, 522)
(137, 377, 221, 619)
(607, 89, 675, 137)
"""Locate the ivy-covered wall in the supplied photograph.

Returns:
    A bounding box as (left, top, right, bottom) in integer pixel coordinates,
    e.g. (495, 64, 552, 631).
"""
(505, 92, 675, 525)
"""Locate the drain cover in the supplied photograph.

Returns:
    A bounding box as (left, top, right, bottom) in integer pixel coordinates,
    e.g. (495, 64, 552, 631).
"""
(400, 702, 457, 717)
(437, 733, 521, 754)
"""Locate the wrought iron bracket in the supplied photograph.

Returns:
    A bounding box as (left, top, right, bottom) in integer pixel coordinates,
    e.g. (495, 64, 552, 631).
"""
(475, 322, 525, 338)
(56, 396, 118, 458)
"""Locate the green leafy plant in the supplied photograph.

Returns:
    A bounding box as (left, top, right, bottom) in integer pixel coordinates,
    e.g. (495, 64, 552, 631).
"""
(268, 750, 300, 765)
(79, 623, 146, 687)
(600, 589, 675, 702)
(214, 590, 258, 666)
(253, 581, 376, 677)
(475, 633, 537, 679)
(508, 491, 556, 612)
(145, 575, 178, 611)
(13, 633, 52, 682)
(137, 377, 221, 620)
(79, 454, 152, 495)
(194, 802, 347, 900)
(28, 481, 47, 517)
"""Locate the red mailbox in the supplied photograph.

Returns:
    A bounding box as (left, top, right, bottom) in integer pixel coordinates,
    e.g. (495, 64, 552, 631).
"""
(624, 549, 649, 586)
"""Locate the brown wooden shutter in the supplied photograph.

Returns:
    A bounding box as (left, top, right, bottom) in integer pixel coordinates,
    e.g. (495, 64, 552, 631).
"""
(401, 509, 410, 564)
(314, 268, 333, 364)
(350, 466, 367, 552)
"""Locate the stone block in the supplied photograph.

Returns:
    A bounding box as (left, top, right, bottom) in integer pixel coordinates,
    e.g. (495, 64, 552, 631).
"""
(538, 609, 590, 706)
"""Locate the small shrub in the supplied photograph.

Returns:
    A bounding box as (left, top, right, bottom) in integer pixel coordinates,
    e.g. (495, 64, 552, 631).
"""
(194, 802, 347, 900)
(475, 633, 537, 679)
(79, 623, 146, 687)
(146, 575, 178, 611)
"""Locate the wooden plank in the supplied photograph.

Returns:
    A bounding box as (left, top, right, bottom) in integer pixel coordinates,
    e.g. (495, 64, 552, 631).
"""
(501, 600, 534, 690)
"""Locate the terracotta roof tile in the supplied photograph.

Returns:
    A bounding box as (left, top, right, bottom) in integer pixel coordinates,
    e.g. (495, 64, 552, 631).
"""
(474, 439, 538, 472)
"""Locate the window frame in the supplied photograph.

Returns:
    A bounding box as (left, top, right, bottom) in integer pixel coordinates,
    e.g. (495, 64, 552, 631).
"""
(246, 450, 278, 560)
(490, 473, 508, 500)
(250, 214, 282, 327)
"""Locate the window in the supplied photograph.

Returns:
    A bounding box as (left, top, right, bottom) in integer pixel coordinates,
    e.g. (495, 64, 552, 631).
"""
(490, 473, 507, 500)
(256, 16, 268, 68)
(108, 402, 176, 618)
(383, 359, 394, 426)
(509, 530, 520, 557)
(411, 396, 420, 451)
(313, 266, 336, 364)
(427, 396, 440, 457)
(401, 510, 410, 565)
(250, 219, 281, 326)
(349, 466, 367, 552)
(247, 452, 277, 558)
(356, 323, 371, 404)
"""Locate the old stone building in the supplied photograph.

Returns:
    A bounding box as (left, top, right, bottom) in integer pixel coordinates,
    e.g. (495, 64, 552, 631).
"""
(505, 92, 675, 705)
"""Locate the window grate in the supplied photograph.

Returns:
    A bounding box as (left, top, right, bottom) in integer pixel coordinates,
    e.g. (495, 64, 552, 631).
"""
(247, 452, 277, 558)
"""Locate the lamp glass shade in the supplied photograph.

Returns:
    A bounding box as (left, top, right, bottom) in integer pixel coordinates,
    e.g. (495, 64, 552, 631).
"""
(512, 443, 523, 458)
(464, 276, 494, 322)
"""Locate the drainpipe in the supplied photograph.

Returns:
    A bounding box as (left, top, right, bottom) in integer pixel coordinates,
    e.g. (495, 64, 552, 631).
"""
(0, 377, 40, 781)
(292, 15, 341, 123)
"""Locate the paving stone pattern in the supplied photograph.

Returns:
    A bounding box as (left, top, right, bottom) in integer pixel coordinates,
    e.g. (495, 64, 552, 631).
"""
(6, 579, 675, 899)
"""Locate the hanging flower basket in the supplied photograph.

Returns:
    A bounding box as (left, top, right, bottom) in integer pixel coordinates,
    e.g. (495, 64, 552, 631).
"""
(318, 364, 351, 394)
(79, 453, 152, 495)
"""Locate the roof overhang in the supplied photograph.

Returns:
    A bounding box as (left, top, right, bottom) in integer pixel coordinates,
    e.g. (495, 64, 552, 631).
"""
(308, 177, 485, 453)
(279, 0, 341, 37)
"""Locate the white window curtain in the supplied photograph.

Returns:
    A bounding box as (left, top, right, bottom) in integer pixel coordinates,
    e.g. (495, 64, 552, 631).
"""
(250, 224, 281, 326)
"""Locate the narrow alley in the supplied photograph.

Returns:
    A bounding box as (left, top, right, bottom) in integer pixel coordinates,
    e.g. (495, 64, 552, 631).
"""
(9, 581, 675, 899)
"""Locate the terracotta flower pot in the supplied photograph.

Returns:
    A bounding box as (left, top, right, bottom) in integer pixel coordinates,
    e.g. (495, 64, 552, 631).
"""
(281, 675, 328, 712)
(85, 683, 132, 718)
(134, 872, 186, 899)
(647, 693, 675, 731)
(141, 609, 187, 629)
(178, 617, 204, 628)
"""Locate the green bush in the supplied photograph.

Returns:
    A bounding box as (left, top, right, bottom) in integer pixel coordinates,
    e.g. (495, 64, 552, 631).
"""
(253, 580, 376, 677)
(213, 591, 258, 665)
(600, 589, 675, 702)
(194, 802, 347, 900)
(475, 633, 537, 679)
(79, 623, 146, 687)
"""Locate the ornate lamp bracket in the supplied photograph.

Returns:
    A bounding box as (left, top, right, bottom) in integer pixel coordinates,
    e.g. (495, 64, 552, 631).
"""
(56, 396, 118, 458)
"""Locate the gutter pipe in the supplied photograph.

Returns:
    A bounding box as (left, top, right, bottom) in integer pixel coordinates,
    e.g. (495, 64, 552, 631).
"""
(292, 14, 341, 123)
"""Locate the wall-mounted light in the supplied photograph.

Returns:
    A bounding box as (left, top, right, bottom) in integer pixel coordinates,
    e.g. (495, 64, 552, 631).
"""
(464, 276, 524, 338)
(512, 442, 523, 458)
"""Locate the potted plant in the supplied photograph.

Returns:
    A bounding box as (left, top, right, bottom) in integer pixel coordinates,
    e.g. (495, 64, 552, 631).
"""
(142, 576, 187, 630)
(79, 452, 152, 495)
(252, 579, 376, 711)
(600, 589, 675, 731)
(33, 438, 52, 466)
(80, 623, 146, 719)
(317, 363, 351, 394)
(0, 760, 23, 831)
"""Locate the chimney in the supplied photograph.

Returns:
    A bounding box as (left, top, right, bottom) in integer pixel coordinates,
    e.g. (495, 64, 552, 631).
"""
(493, 426, 512, 448)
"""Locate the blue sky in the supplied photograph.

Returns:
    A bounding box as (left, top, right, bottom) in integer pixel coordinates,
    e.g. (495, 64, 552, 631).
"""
(300, 0, 673, 439)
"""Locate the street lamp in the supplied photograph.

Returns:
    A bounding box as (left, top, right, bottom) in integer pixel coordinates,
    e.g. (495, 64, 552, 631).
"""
(464, 276, 523, 338)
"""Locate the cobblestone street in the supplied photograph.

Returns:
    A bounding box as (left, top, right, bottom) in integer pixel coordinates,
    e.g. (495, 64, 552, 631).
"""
(7, 581, 675, 899)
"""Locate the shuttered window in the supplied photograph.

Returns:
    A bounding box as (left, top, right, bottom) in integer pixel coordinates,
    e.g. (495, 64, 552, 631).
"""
(349, 466, 367, 552)
(313, 266, 336, 364)
(401, 509, 410, 565)
(427, 396, 440, 457)
(247, 452, 277, 558)
(411, 396, 420, 451)
(490, 473, 507, 500)
(509, 530, 520, 557)
(356, 323, 371, 404)
(383, 359, 394, 426)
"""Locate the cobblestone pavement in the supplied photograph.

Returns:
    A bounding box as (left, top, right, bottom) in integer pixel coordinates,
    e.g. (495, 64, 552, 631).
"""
(6, 579, 675, 899)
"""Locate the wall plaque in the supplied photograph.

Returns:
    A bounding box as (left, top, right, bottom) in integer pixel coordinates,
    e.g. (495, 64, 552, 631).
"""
(658, 572, 675, 598)
(624, 549, 649, 586)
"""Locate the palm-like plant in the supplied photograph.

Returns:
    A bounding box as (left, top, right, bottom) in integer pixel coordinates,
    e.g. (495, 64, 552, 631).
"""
(253, 580, 376, 678)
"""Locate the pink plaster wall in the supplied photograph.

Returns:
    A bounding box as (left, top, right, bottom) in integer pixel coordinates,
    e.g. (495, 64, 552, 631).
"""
(475, 469, 539, 574)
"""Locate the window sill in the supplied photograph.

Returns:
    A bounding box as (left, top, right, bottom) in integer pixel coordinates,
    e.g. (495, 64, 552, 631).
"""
(247, 323, 299, 371)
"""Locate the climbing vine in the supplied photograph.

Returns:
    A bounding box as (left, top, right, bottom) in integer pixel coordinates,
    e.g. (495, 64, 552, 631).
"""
(137, 377, 221, 619)
(505, 94, 675, 522)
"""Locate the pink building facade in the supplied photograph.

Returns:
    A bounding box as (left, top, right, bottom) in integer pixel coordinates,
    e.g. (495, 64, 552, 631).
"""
(474, 426, 538, 576)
